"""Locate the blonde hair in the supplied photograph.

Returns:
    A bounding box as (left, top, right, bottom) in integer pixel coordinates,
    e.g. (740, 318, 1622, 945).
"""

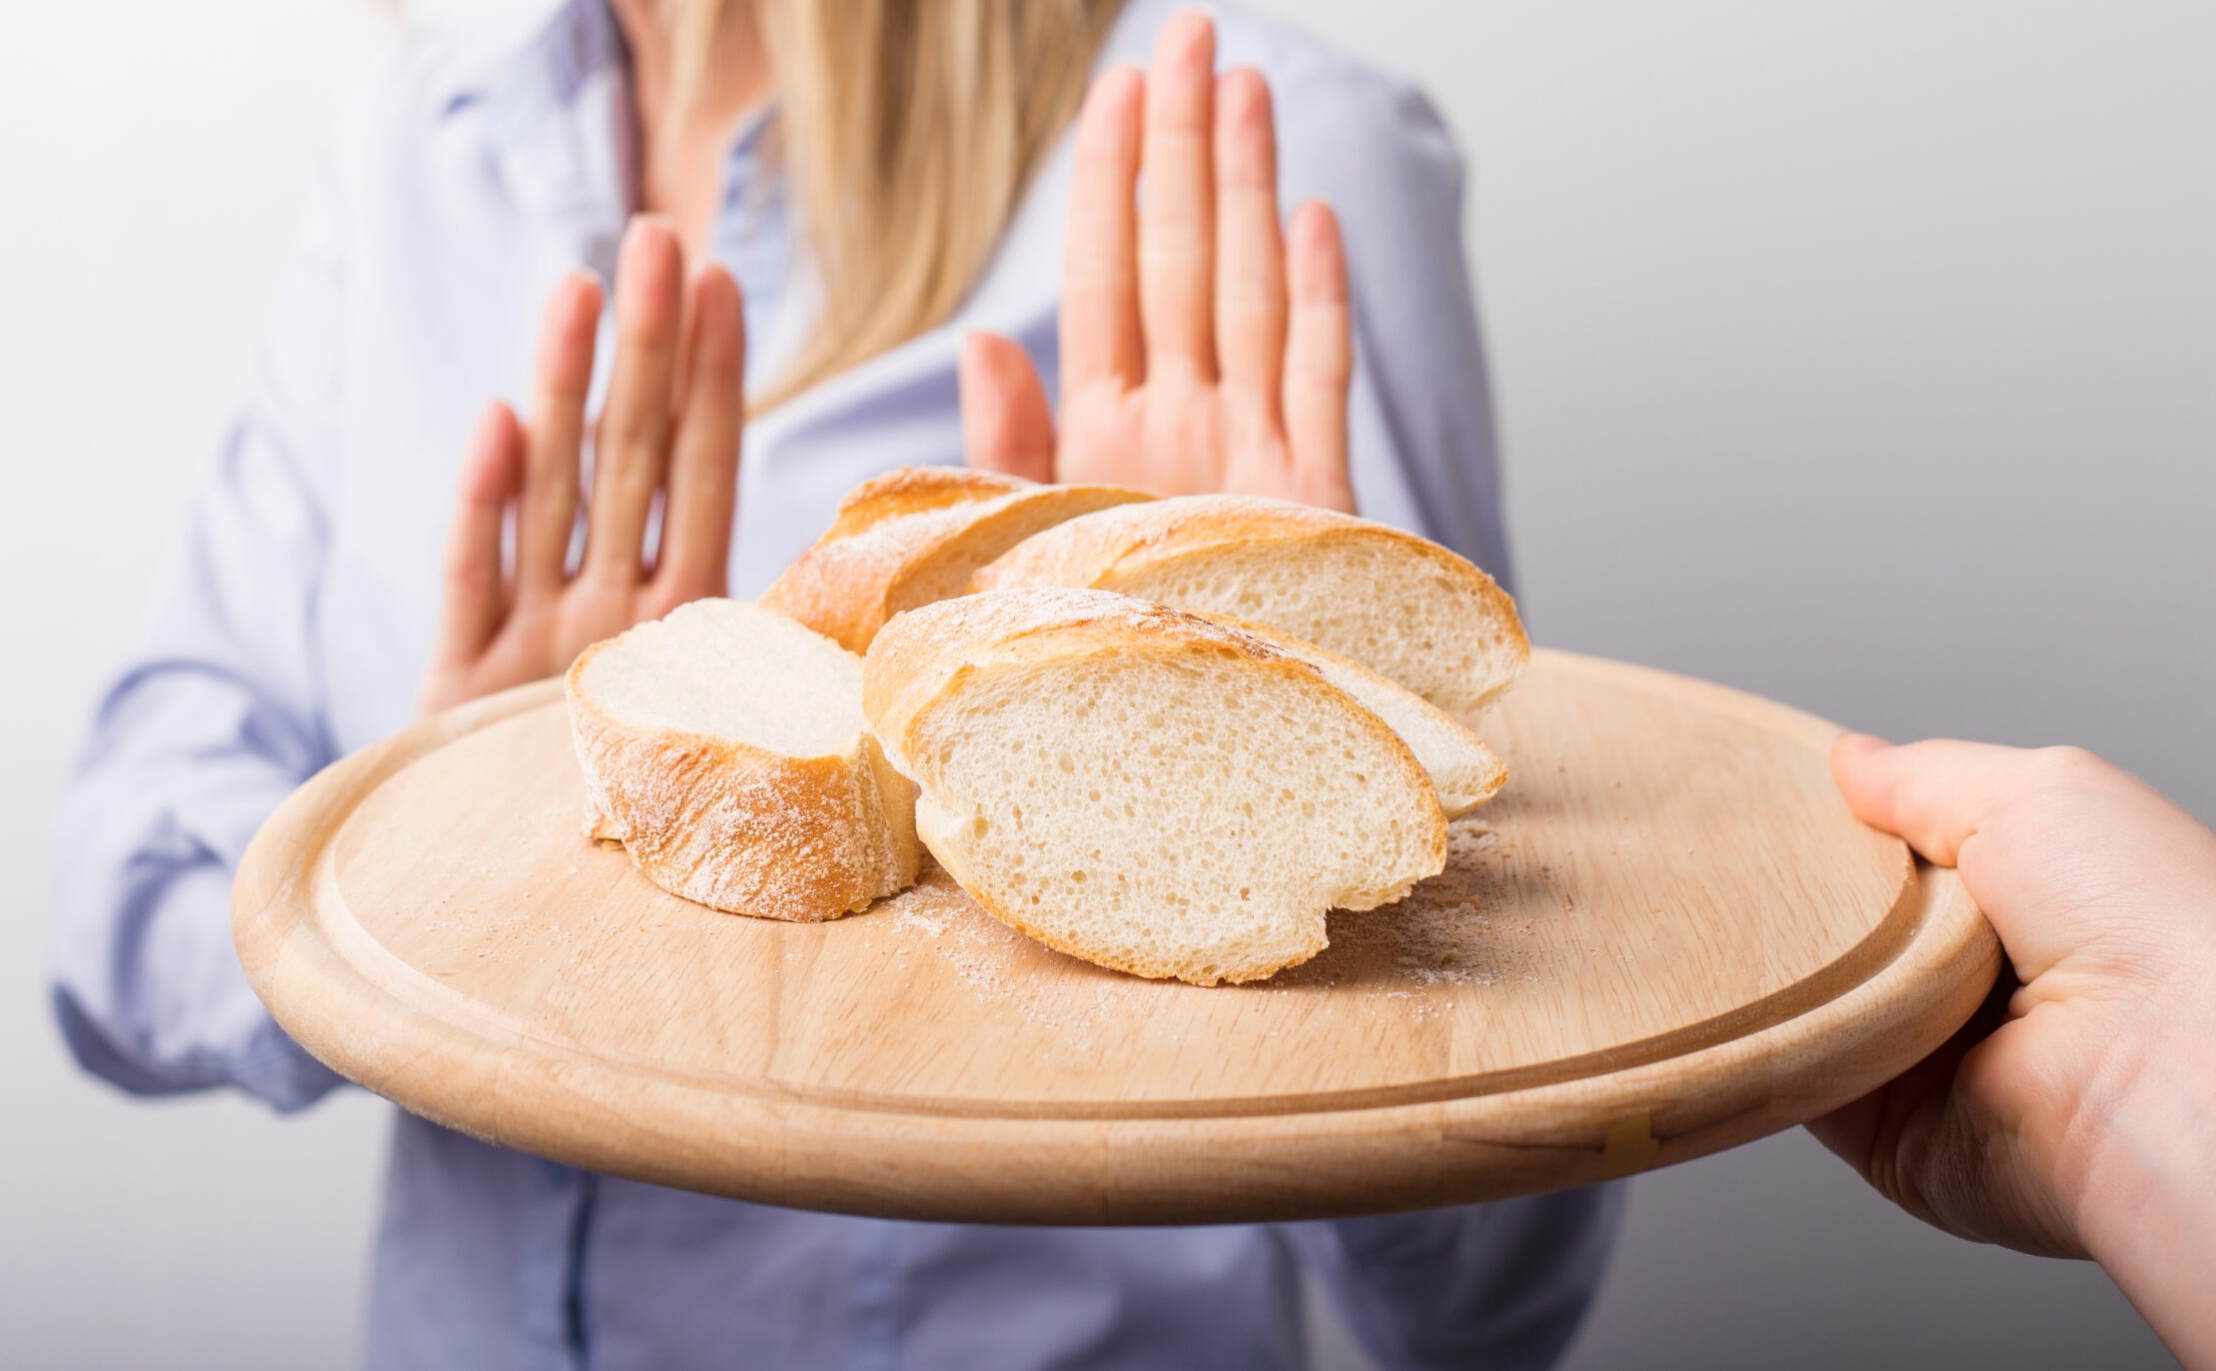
(677, 0, 1125, 412)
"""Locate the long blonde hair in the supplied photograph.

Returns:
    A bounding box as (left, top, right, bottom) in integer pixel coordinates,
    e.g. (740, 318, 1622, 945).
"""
(676, 0, 1125, 411)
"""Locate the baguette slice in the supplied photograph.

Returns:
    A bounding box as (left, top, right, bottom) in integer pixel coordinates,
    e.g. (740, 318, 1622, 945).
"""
(864, 588, 1448, 985)
(1195, 614, 1507, 817)
(972, 495, 1528, 716)
(762, 467, 1154, 653)
(567, 598, 918, 921)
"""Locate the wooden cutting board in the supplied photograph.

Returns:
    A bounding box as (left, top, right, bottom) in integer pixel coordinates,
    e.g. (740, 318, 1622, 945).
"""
(234, 649, 1997, 1225)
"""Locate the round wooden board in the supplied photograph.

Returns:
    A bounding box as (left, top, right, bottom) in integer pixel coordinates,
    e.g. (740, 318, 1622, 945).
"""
(235, 649, 1998, 1225)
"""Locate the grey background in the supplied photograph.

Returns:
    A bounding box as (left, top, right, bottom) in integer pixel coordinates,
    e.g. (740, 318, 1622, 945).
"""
(1, 1, 2206, 1367)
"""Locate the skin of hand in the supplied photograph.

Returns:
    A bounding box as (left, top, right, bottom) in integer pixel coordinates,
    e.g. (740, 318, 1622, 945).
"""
(960, 11, 1357, 512)
(1821, 734, 2216, 1367)
(417, 215, 745, 716)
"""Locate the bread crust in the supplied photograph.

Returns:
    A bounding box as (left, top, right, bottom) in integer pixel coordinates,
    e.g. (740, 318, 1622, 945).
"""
(818, 465, 1031, 543)
(763, 474, 1154, 652)
(567, 635, 918, 922)
(864, 588, 1447, 984)
(970, 495, 1531, 713)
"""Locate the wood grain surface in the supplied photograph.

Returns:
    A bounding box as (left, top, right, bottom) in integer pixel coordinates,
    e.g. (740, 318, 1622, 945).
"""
(233, 649, 1999, 1224)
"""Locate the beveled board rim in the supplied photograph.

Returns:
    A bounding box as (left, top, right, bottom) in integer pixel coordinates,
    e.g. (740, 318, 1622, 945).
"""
(234, 650, 2000, 1225)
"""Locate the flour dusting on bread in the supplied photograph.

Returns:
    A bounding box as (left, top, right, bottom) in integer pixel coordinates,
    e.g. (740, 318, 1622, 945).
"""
(567, 599, 918, 921)
(761, 467, 1153, 652)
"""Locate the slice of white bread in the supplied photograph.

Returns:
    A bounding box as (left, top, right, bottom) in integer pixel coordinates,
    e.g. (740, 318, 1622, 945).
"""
(761, 466, 1154, 653)
(863, 588, 1448, 985)
(567, 598, 918, 921)
(971, 495, 1528, 717)
(1195, 614, 1507, 817)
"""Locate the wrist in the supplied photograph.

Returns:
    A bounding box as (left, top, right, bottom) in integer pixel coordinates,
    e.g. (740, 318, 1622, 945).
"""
(2067, 986, 2216, 1365)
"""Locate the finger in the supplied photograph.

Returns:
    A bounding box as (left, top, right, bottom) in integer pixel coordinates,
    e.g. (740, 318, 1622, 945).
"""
(1063, 65, 1146, 393)
(1831, 735, 2049, 867)
(1805, 966, 2062, 1250)
(1213, 68, 1286, 451)
(433, 401, 522, 667)
(960, 333, 1056, 484)
(1282, 201, 1355, 511)
(655, 262, 746, 604)
(583, 214, 685, 589)
(1806, 961, 2008, 1184)
(515, 271, 602, 601)
(1138, 10, 1218, 382)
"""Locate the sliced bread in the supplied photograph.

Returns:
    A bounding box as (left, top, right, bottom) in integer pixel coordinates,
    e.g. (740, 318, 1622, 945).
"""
(971, 495, 1528, 716)
(567, 598, 918, 921)
(761, 467, 1154, 653)
(863, 588, 1448, 985)
(1195, 614, 1507, 817)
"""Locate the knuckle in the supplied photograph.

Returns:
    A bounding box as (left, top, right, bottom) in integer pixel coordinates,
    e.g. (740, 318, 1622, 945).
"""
(2031, 744, 2110, 790)
(598, 413, 667, 459)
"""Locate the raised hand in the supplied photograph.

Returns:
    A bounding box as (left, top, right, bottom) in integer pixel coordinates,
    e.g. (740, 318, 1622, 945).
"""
(418, 215, 745, 716)
(961, 11, 1356, 512)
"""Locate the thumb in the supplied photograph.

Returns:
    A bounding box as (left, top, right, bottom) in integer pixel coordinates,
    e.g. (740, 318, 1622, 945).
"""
(960, 332, 1056, 483)
(1830, 734, 2039, 867)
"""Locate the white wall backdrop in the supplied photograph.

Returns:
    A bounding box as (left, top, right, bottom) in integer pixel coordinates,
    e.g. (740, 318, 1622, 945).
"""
(0, 2, 2205, 1368)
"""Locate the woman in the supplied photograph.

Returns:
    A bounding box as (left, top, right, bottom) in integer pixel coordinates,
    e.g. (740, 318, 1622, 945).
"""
(52, 1, 1618, 1366)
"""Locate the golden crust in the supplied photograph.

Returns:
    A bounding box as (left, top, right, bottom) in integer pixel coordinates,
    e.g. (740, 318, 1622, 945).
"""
(970, 495, 1531, 713)
(762, 479, 1154, 653)
(968, 495, 1368, 591)
(566, 637, 918, 922)
(861, 587, 1288, 776)
(863, 588, 1446, 985)
(818, 466, 1031, 544)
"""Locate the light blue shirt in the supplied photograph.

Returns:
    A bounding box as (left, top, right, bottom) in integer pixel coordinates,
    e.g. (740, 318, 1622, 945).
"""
(49, 1, 1618, 1367)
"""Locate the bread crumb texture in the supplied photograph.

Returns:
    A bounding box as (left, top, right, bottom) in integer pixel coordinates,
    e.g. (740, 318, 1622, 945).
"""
(568, 599, 918, 921)
(866, 588, 1447, 985)
(972, 494, 1529, 716)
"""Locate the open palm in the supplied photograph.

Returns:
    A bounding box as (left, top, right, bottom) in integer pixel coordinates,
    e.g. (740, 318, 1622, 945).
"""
(961, 12, 1355, 513)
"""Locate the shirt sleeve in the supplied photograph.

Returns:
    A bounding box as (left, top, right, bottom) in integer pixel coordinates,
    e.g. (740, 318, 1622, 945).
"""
(49, 146, 353, 1113)
(1273, 59, 1518, 593)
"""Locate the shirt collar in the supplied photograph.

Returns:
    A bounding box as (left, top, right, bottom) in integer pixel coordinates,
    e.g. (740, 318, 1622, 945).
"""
(446, 0, 627, 144)
(432, 0, 634, 226)
(445, 1, 787, 228)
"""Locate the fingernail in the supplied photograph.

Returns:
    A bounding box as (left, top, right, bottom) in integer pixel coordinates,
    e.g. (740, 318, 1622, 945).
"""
(1167, 8, 1216, 51)
(1836, 732, 1892, 756)
(623, 212, 675, 248)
